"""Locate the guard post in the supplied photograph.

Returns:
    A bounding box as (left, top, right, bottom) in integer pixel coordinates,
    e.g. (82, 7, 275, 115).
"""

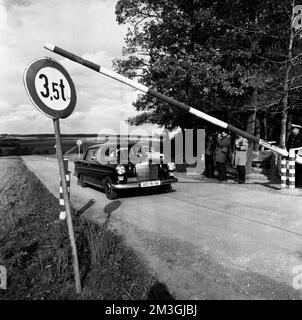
(288, 149, 296, 189)
(287, 147, 302, 189)
(280, 156, 288, 189)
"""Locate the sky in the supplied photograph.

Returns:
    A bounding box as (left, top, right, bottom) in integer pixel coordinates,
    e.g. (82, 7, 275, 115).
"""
(0, 0, 160, 135)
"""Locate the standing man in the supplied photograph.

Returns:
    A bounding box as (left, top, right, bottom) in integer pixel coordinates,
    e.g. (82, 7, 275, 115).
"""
(215, 131, 231, 181)
(234, 135, 248, 184)
(287, 124, 302, 186)
(287, 124, 302, 150)
(204, 133, 215, 178)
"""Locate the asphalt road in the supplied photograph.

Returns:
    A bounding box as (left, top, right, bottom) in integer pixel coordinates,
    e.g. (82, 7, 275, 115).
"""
(22, 155, 302, 299)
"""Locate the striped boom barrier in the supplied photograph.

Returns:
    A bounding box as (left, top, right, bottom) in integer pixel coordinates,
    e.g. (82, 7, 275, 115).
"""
(59, 157, 70, 220)
(44, 43, 289, 159)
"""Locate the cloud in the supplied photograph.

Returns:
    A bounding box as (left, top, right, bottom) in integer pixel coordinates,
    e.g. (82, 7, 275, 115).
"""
(0, 0, 158, 134)
(0, 102, 52, 133)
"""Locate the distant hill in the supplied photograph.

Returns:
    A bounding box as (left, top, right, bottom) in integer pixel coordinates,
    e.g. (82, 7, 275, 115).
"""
(0, 133, 161, 156)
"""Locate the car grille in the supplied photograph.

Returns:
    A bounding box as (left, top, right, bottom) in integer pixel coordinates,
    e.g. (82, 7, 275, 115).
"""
(135, 164, 158, 182)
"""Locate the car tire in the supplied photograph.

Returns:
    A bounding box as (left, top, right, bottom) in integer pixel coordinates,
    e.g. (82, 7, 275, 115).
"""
(104, 177, 118, 200)
(78, 174, 87, 187)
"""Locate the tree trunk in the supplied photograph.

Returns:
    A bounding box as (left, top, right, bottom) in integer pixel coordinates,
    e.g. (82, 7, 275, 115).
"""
(255, 116, 261, 151)
(246, 89, 257, 174)
(287, 113, 293, 141)
(280, 105, 289, 149)
(280, 1, 295, 148)
(263, 114, 268, 141)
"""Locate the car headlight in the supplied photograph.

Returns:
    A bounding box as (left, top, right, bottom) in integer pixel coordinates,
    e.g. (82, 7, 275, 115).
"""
(116, 164, 126, 175)
(167, 162, 176, 171)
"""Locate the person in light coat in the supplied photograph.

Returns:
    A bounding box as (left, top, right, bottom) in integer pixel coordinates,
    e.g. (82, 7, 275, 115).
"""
(234, 135, 248, 184)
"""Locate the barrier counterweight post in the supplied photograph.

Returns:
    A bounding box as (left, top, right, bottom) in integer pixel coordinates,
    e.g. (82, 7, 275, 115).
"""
(289, 149, 296, 189)
(280, 157, 287, 189)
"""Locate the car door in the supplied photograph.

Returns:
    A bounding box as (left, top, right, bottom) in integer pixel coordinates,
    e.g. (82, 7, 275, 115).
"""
(76, 148, 93, 181)
(86, 148, 101, 185)
(80, 147, 100, 185)
(96, 146, 118, 183)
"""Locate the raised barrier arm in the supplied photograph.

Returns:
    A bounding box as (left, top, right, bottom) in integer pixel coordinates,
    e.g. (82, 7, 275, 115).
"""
(44, 43, 288, 157)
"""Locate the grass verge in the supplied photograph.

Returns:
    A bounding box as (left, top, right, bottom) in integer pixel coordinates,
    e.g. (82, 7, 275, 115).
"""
(0, 157, 174, 300)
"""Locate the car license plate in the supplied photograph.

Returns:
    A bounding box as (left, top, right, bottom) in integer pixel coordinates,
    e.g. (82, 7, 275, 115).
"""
(140, 180, 161, 187)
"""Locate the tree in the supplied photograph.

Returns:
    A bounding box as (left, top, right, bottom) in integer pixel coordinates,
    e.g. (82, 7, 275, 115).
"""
(278, 0, 302, 147)
(114, 0, 251, 132)
(114, 0, 302, 147)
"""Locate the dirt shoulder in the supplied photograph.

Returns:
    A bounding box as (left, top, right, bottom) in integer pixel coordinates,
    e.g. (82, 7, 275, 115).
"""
(0, 157, 172, 300)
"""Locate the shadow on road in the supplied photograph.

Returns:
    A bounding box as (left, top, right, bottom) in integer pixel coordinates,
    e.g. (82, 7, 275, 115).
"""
(118, 188, 177, 199)
(103, 200, 122, 228)
(86, 184, 177, 199)
(253, 182, 281, 191)
(104, 200, 121, 217)
(76, 199, 96, 215)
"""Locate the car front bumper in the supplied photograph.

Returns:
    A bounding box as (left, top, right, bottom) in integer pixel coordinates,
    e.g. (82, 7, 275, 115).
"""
(112, 177, 178, 190)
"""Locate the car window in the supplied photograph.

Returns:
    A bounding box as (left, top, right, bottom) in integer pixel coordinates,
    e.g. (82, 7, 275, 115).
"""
(98, 146, 117, 163)
(104, 147, 116, 157)
(85, 148, 98, 161)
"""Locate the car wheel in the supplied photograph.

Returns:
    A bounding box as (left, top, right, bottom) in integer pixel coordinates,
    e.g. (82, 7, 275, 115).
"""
(78, 174, 87, 187)
(104, 177, 118, 200)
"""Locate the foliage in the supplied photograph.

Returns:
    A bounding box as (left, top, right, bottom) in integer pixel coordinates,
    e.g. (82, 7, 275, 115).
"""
(114, 0, 302, 143)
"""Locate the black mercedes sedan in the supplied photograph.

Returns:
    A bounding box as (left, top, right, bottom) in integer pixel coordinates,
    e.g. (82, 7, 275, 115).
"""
(74, 143, 178, 199)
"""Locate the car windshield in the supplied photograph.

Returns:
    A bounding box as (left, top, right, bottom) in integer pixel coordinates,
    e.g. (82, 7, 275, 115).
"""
(85, 148, 98, 161)
(96, 145, 155, 164)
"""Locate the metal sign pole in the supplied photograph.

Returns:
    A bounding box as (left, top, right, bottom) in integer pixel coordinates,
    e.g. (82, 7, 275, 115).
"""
(24, 57, 80, 294)
(53, 118, 81, 294)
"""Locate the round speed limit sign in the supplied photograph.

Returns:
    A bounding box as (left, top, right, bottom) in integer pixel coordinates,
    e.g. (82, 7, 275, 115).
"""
(24, 58, 76, 119)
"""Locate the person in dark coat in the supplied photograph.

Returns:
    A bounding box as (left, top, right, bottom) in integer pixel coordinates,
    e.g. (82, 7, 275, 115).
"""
(287, 124, 302, 150)
(286, 124, 302, 187)
(214, 131, 231, 181)
(203, 134, 215, 178)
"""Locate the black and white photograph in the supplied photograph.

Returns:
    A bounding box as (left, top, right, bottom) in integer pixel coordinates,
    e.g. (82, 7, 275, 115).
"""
(1, 0, 302, 305)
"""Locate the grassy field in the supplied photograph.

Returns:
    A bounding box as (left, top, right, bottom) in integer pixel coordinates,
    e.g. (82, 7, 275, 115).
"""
(0, 157, 174, 300)
(0, 134, 159, 156)
(0, 136, 96, 156)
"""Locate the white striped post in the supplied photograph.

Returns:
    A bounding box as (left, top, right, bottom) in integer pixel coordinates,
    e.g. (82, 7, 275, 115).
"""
(59, 157, 70, 220)
(53, 119, 81, 294)
(44, 43, 289, 159)
(288, 149, 296, 189)
(280, 156, 288, 189)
